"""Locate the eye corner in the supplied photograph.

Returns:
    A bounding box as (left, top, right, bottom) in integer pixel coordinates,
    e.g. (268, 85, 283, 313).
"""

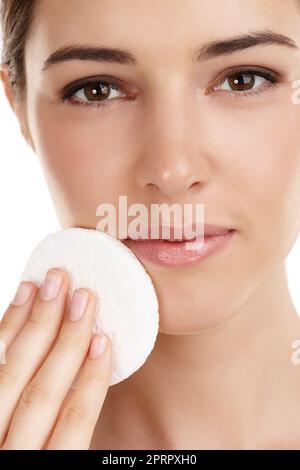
(205, 66, 281, 98)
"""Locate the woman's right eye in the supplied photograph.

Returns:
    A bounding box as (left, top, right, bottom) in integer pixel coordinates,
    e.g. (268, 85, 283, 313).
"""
(61, 79, 128, 108)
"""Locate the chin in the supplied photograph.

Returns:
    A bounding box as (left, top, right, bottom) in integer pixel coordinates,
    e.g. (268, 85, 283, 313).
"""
(157, 300, 239, 335)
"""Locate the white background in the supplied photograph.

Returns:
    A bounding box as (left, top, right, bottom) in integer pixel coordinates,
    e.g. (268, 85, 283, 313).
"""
(0, 82, 300, 318)
(0, 83, 60, 315)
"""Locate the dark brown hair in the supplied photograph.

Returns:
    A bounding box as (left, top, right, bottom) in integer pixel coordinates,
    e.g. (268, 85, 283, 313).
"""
(0, 0, 36, 101)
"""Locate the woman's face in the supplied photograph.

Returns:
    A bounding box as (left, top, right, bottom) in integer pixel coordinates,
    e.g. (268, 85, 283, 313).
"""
(13, 0, 300, 332)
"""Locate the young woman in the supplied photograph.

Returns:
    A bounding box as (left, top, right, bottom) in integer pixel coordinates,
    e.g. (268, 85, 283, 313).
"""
(1, 0, 300, 450)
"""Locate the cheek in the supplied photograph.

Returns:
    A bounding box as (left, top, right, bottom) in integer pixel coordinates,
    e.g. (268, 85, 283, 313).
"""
(29, 100, 136, 220)
(209, 99, 300, 263)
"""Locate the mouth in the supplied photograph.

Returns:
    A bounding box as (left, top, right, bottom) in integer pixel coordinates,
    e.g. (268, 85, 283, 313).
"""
(123, 226, 236, 268)
(125, 224, 234, 242)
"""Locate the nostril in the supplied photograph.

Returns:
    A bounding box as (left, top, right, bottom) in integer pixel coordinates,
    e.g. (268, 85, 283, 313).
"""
(189, 180, 202, 190)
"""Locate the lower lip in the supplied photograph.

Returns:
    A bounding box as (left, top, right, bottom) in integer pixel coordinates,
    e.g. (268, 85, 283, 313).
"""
(123, 230, 236, 268)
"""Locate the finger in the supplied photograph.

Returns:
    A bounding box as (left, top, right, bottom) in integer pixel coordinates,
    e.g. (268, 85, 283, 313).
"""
(0, 268, 70, 445)
(46, 333, 112, 450)
(2, 288, 98, 450)
(0, 282, 38, 349)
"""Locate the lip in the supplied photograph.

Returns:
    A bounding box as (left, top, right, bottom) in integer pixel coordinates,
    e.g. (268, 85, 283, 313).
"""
(123, 228, 236, 268)
(126, 223, 231, 242)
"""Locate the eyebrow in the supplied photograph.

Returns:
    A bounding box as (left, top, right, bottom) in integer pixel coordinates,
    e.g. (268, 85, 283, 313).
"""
(41, 29, 298, 72)
(195, 29, 298, 60)
(42, 45, 137, 72)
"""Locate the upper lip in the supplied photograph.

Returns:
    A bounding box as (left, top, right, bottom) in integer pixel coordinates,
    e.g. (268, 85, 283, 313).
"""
(126, 224, 233, 241)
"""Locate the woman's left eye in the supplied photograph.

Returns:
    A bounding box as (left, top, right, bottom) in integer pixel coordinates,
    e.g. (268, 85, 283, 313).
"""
(62, 80, 126, 108)
(209, 69, 279, 96)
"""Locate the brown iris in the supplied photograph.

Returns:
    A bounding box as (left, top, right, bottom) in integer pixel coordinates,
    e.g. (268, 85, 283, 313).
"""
(228, 73, 255, 92)
(83, 83, 110, 102)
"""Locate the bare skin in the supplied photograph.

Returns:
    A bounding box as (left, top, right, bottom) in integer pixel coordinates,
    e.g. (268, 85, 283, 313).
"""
(2, 0, 300, 449)
(91, 266, 300, 450)
(0, 269, 112, 449)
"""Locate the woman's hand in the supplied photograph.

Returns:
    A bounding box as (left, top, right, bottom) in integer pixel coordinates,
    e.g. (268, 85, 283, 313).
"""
(0, 268, 112, 449)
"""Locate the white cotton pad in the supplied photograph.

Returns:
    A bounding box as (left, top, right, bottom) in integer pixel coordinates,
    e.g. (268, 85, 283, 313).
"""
(20, 228, 159, 386)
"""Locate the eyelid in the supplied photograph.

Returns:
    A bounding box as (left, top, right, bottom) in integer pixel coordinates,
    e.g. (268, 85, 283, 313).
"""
(60, 75, 131, 102)
(59, 66, 283, 109)
(206, 65, 282, 95)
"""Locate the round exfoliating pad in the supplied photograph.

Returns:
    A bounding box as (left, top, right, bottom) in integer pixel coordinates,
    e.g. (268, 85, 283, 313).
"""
(20, 228, 159, 386)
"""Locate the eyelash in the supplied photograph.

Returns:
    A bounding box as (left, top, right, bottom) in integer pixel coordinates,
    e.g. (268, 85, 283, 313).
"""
(60, 67, 280, 109)
(60, 77, 130, 109)
(207, 67, 280, 98)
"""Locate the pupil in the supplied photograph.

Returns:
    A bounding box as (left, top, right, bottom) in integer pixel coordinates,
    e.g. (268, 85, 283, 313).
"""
(85, 83, 109, 101)
(229, 74, 254, 91)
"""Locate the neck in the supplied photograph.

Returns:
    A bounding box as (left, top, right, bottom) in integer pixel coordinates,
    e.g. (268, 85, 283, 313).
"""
(94, 265, 300, 450)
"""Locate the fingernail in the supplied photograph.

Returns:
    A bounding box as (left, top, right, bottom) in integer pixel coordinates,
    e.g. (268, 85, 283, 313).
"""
(69, 289, 89, 322)
(11, 282, 33, 306)
(40, 269, 64, 301)
(89, 334, 107, 359)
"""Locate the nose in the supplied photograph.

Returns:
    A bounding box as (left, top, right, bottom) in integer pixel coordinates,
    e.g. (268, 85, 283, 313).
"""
(142, 163, 203, 200)
(134, 96, 211, 201)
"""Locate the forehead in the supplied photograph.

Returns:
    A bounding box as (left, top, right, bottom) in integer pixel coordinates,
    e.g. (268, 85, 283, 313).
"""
(28, 0, 299, 59)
